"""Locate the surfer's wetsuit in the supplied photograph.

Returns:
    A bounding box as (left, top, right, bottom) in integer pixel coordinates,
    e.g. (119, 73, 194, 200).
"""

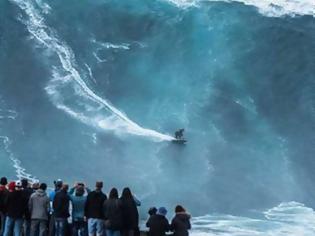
(175, 129, 184, 139)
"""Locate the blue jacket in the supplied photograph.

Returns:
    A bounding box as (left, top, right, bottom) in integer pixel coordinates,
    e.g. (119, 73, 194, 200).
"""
(70, 195, 87, 221)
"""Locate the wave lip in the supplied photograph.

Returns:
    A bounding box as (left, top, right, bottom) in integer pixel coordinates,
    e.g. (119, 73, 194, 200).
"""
(167, 0, 315, 17)
(11, 0, 174, 142)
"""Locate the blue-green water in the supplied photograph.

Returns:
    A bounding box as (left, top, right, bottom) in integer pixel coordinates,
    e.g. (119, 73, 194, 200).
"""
(1, 0, 315, 234)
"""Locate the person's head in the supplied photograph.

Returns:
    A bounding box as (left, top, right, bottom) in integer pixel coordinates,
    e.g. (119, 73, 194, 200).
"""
(157, 207, 167, 216)
(15, 180, 23, 190)
(95, 181, 103, 190)
(39, 183, 47, 191)
(75, 186, 84, 197)
(21, 179, 28, 188)
(61, 184, 69, 192)
(0, 177, 8, 186)
(148, 207, 157, 216)
(32, 182, 40, 190)
(175, 205, 186, 213)
(109, 188, 119, 199)
(54, 179, 63, 190)
(121, 187, 133, 200)
(8, 181, 15, 192)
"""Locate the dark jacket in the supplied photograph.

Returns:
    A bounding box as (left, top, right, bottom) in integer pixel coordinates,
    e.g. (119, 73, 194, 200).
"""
(22, 187, 34, 220)
(170, 213, 191, 236)
(53, 190, 70, 218)
(29, 189, 50, 220)
(84, 190, 107, 219)
(5, 190, 27, 218)
(146, 214, 170, 236)
(103, 199, 123, 230)
(120, 198, 139, 230)
(0, 186, 8, 213)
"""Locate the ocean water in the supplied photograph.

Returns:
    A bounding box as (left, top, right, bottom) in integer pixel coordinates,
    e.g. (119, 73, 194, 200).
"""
(1, 0, 315, 235)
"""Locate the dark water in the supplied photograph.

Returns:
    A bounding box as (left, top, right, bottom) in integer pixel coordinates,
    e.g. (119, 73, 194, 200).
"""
(0, 0, 315, 222)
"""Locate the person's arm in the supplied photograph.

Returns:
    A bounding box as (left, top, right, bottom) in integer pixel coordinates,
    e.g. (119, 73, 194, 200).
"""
(68, 187, 75, 195)
(145, 216, 151, 228)
(132, 195, 141, 206)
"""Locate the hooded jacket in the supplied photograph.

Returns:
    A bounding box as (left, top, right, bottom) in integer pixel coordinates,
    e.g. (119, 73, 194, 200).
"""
(146, 214, 170, 236)
(170, 212, 191, 236)
(29, 189, 50, 220)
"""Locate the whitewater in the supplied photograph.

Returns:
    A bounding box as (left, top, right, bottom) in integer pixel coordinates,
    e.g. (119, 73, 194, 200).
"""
(10, 0, 174, 142)
(167, 0, 315, 17)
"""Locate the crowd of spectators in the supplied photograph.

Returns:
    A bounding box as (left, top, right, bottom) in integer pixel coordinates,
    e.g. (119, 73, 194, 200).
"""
(0, 177, 191, 236)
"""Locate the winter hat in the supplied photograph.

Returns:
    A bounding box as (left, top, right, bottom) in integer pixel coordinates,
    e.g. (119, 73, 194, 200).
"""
(15, 180, 22, 188)
(8, 181, 16, 191)
(157, 207, 167, 216)
(0, 177, 8, 185)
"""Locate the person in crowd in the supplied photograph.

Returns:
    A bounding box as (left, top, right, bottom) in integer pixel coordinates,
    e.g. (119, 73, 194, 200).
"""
(146, 207, 170, 236)
(32, 182, 40, 192)
(22, 179, 34, 236)
(53, 184, 70, 236)
(147, 207, 157, 216)
(70, 184, 87, 236)
(3, 181, 26, 236)
(0, 177, 8, 236)
(29, 183, 50, 236)
(170, 205, 191, 236)
(49, 179, 63, 236)
(103, 188, 122, 236)
(120, 188, 139, 236)
(84, 182, 107, 236)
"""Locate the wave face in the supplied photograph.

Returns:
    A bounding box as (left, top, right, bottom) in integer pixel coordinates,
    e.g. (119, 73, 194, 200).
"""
(1, 0, 315, 229)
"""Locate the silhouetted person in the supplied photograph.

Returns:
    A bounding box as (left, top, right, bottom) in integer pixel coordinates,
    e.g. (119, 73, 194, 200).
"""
(22, 179, 34, 236)
(0, 177, 8, 236)
(29, 183, 50, 236)
(120, 188, 139, 236)
(3, 181, 26, 236)
(174, 129, 184, 139)
(84, 182, 107, 236)
(170, 205, 191, 236)
(53, 184, 70, 236)
(146, 207, 170, 236)
(70, 185, 87, 236)
(147, 207, 157, 216)
(103, 188, 123, 236)
(49, 179, 63, 236)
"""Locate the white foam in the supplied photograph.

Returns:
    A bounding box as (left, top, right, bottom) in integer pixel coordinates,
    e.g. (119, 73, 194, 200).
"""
(0, 136, 38, 183)
(166, 0, 315, 17)
(190, 202, 315, 236)
(11, 0, 174, 142)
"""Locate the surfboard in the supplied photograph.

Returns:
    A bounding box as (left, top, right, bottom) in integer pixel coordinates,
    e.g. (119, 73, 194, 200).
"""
(172, 139, 187, 144)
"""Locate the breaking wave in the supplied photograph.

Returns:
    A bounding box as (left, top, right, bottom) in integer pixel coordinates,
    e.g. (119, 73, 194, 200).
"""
(10, 0, 174, 142)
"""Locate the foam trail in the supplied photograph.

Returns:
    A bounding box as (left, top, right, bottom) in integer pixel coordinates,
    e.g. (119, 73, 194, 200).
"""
(0, 136, 38, 183)
(166, 0, 315, 17)
(11, 0, 174, 142)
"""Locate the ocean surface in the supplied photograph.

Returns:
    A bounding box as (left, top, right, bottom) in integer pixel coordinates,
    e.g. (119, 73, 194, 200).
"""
(1, 0, 315, 235)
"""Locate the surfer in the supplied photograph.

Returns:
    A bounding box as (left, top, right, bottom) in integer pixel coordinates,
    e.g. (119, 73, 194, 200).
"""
(174, 129, 184, 140)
